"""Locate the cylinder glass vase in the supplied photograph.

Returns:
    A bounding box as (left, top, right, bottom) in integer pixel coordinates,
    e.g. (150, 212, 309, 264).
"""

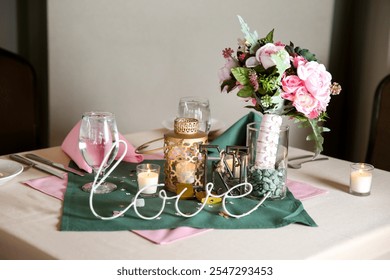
(246, 122, 289, 199)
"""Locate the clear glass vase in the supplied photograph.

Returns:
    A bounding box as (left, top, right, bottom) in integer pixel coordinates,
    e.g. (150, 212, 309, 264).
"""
(246, 122, 289, 199)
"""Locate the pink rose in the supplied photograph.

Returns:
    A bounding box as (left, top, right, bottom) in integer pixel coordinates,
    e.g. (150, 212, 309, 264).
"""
(218, 58, 238, 83)
(292, 87, 319, 118)
(281, 90, 294, 101)
(292, 55, 307, 68)
(297, 61, 332, 100)
(256, 43, 290, 69)
(316, 93, 331, 112)
(281, 75, 304, 94)
(274, 41, 285, 47)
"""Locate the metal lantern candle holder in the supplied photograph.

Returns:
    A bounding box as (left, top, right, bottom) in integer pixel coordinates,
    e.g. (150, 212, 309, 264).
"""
(163, 118, 208, 195)
(212, 146, 249, 195)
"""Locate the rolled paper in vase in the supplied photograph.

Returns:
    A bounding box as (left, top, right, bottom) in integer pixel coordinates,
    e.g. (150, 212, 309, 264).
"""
(247, 115, 288, 199)
(254, 114, 282, 169)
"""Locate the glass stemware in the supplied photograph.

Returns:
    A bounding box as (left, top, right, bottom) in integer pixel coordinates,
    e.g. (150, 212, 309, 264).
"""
(78, 111, 119, 194)
(177, 96, 211, 133)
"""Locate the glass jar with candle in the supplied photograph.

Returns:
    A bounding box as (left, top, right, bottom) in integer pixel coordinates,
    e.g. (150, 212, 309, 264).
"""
(349, 163, 374, 196)
(136, 163, 161, 195)
(163, 118, 208, 194)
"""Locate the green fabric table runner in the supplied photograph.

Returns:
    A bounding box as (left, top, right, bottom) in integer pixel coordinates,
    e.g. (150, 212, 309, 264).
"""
(61, 159, 316, 231)
(60, 112, 317, 231)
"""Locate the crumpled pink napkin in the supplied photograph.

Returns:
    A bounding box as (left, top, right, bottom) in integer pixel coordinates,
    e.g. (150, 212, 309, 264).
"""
(24, 175, 327, 245)
(61, 120, 144, 173)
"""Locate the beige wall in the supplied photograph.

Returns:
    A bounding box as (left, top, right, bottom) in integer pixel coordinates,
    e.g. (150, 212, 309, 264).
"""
(48, 0, 335, 151)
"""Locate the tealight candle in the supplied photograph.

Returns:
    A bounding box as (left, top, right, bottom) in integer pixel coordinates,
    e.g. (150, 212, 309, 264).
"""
(349, 163, 374, 196)
(136, 164, 160, 194)
(176, 161, 196, 184)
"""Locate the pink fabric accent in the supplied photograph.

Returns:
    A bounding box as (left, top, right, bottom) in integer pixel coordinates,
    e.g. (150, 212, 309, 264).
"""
(287, 179, 328, 200)
(143, 153, 165, 160)
(23, 176, 326, 245)
(61, 120, 144, 173)
(24, 174, 68, 200)
(133, 227, 211, 245)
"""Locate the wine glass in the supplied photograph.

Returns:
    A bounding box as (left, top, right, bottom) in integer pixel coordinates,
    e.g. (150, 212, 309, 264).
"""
(78, 111, 119, 194)
(177, 96, 211, 133)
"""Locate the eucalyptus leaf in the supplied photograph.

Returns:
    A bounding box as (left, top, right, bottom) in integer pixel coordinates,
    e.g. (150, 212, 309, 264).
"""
(307, 118, 327, 156)
(271, 51, 290, 82)
(237, 15, 258, 47)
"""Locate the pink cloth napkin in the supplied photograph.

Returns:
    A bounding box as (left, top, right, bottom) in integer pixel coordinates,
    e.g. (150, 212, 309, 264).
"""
(132, 227, 211, 245)
(24, 175, 327, 245)
(287, 179, 328, 200)
(24, 174, 68, 200)
(61, 120, 144, 173)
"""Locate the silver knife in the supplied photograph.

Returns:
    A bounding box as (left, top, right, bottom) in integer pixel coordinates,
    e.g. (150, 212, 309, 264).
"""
(24, 153, 85, 177)
(9, 154, 65, 179)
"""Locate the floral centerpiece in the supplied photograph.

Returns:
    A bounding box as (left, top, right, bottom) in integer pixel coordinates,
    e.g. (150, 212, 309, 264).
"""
(218, 16, 341, 198)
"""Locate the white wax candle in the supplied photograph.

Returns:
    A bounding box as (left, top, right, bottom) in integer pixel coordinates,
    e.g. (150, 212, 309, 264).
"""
(137, 171, 159, 194)
(176, 162, 196, 184)
(350, 169, 372, 193)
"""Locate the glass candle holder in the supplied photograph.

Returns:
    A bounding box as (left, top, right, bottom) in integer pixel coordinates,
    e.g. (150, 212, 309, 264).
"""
(136, 163, 160, 195)
(349, 163, 374, 196)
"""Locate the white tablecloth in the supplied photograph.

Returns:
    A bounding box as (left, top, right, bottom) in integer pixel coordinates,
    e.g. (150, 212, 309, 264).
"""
(1, 129, 389, 260)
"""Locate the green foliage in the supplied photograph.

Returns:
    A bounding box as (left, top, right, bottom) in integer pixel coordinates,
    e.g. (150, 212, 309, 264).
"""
(237, 15, 259, 53)
(259, 29, 274, 46)
(286, 42, 317, 62)
(237, 86, 253, 98)
(295, 46, 317, 62)
(292, 116, 330, 156)
(271, 52, 290, 81)
(220, 79, 237, 93)
(258, 74, 279, 93)
(231, 67, 250, 85)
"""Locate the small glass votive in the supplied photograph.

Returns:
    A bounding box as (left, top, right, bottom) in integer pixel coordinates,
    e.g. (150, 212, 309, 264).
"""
(136, 163, 160, 195)
(349, 163, 374, 196)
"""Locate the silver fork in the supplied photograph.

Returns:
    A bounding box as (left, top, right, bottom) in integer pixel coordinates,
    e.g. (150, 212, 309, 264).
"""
(288, 157, 329, 169)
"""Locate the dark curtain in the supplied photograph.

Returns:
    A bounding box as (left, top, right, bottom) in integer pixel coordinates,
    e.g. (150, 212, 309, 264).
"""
(17, 0, 49, 148)
(324, 0, 371, 161)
